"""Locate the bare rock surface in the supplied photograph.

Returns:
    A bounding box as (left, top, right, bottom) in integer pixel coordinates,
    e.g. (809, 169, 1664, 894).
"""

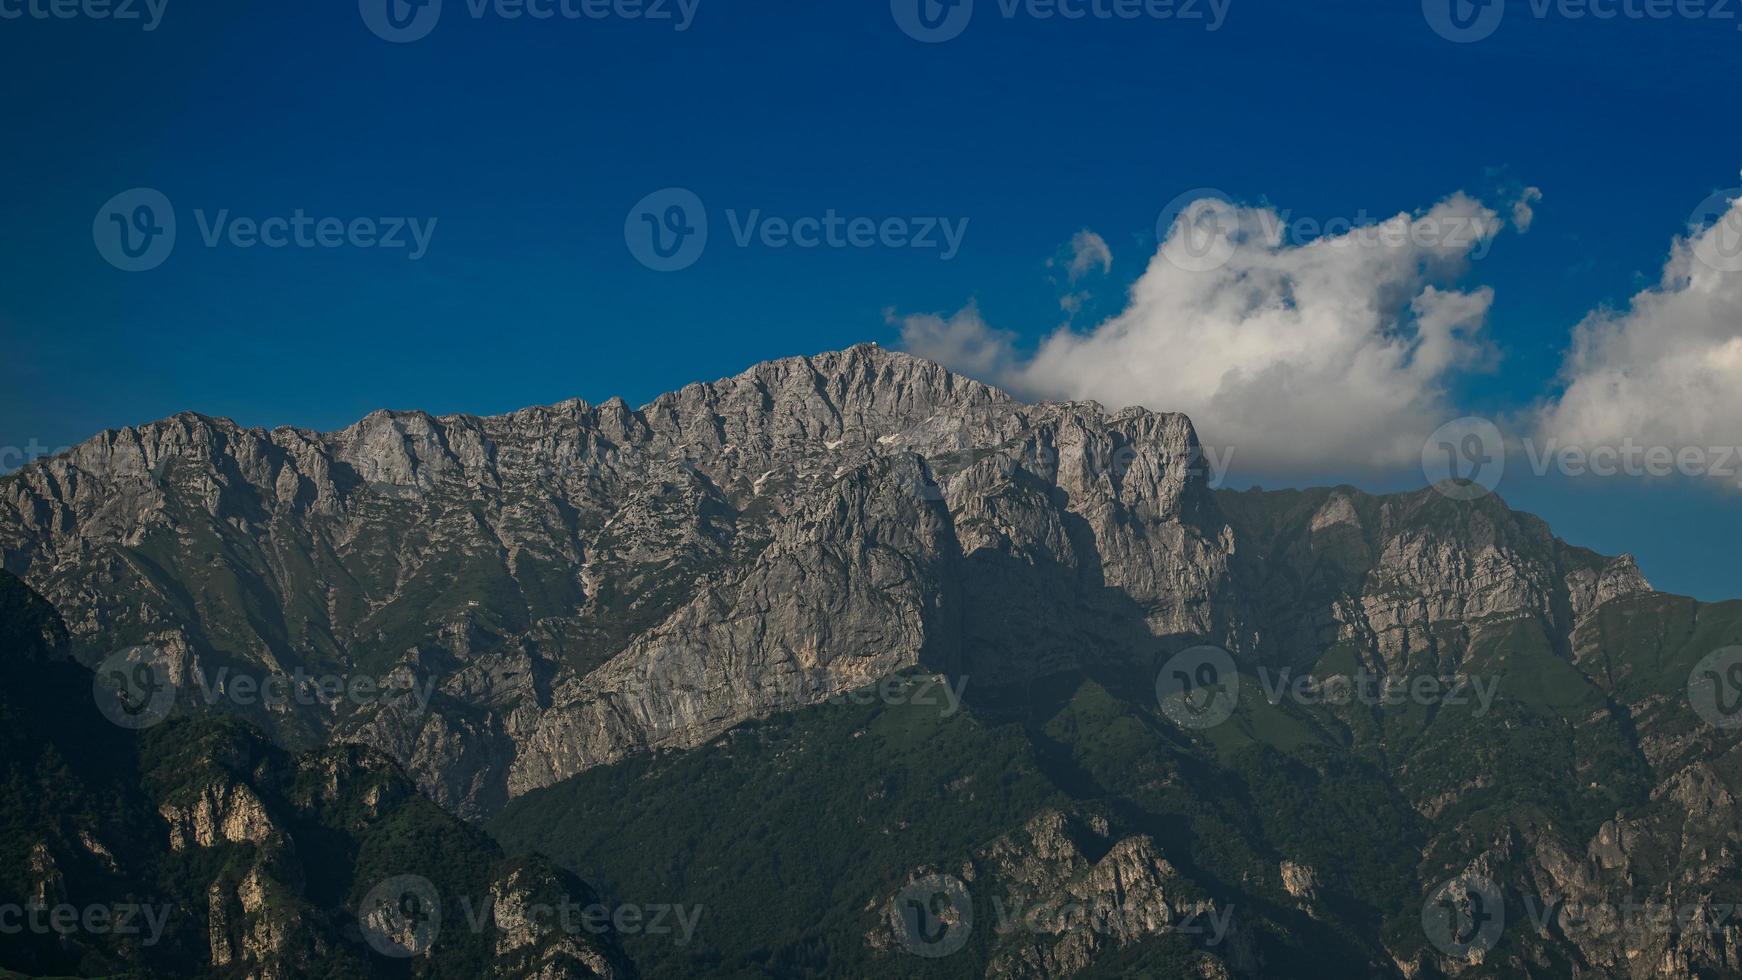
(0, 345, 1652, 819)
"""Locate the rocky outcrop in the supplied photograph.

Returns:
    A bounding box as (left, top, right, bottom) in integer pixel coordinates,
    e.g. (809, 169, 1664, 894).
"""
(488, 863, 636, 979)
(1279, 860, 1319, 905)
(1217, 485, 1652, 675)
(871, 808, 1245, 979)
(161, 782, 276, 851)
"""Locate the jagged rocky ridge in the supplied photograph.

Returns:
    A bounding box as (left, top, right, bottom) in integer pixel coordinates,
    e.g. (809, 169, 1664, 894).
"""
(0, 345, 1652, 820)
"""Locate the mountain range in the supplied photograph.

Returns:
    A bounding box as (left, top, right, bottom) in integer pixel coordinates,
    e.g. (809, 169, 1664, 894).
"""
(2, 345, 1739, 978)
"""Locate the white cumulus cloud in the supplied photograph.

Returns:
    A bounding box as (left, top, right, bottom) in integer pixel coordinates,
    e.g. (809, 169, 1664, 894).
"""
(1535, 192, 1742, 471)
(902, 192, 1505, 475)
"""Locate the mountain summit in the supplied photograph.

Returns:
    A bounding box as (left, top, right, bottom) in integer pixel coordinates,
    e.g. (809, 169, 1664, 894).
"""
(1, 346, 1648, 816)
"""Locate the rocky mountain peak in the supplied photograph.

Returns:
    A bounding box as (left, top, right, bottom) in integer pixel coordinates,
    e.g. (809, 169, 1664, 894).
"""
(0, 347, 1656, 819)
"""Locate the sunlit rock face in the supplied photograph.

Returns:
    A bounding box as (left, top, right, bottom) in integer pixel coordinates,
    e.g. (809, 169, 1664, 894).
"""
(0, 345, 1648, 818)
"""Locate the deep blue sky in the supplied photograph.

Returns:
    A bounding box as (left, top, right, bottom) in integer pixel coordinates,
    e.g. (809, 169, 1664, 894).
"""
(3, 0, 1740, 599)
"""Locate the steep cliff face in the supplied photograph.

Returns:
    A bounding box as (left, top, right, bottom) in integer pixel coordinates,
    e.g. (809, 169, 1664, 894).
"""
(0, 346, 1652, 819)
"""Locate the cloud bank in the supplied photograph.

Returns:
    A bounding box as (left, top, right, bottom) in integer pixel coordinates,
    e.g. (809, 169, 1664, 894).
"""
(1536, 193, 1742, 461)
(903, 193, 1505, 474)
